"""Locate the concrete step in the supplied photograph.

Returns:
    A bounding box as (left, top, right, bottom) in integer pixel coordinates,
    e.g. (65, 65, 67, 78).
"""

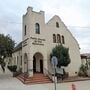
(17, 73, 52, 84)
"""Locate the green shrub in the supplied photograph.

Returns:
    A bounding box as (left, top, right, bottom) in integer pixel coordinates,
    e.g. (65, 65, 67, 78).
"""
(78, 64, 87, 77)
(7, 65, 17, 72)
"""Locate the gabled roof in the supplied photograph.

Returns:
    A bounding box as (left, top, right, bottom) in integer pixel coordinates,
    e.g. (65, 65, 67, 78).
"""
(46, 15, 62, 25)
(46, 15, 80, 49)
(81, 53, 90, 59)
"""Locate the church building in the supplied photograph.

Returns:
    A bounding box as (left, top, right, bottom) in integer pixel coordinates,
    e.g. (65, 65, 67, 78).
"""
(12, 7, 81, 77)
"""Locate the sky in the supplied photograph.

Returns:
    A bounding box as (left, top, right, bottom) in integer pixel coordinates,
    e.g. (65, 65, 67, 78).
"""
(0, 0, 90, 54)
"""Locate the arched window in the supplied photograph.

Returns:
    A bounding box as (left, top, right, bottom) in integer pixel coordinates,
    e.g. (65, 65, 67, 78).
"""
(56, 22, 59, 28)
(24, 25, 26, 35)
(17, 56, 19, 65)
(53, 34, 56, 43)
(62, 35, 65, 44)
(35, 23, 40, 34)
(14, 57, 16, 65)
(24, 53, 28, 73)
(57, 34, 61, 43)
(20, 56, 22, 66)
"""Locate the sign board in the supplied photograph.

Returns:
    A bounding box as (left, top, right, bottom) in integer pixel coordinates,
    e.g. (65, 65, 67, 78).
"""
(51, 56, 58, 66)
(30, 37, 45, 45)
(56, 68, 64, 75)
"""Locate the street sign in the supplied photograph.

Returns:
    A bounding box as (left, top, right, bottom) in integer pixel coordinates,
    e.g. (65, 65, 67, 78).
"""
(51, 56, 58, 66)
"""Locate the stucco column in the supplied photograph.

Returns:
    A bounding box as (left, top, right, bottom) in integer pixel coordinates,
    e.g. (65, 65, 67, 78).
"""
(43, 59, 48, 75)
(28, 54, 33, 77)
(22, 55, 24, 73)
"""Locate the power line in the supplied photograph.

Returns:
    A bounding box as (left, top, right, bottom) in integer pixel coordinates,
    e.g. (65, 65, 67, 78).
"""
(68, 26, 90, 28)
(0, 21, 90, 28)
(0, 21, 22, 24)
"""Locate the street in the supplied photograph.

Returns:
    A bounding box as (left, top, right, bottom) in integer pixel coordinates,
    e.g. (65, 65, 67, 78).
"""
(0, 66, 90, 90)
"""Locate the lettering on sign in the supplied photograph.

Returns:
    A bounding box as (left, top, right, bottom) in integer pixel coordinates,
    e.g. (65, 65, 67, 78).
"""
(22, 38, 29, 47)
(30, 37, 45, 45)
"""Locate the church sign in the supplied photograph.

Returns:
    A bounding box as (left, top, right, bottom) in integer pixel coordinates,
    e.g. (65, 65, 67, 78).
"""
(22, 38, 29, 47)
(30, 37, 45, 45)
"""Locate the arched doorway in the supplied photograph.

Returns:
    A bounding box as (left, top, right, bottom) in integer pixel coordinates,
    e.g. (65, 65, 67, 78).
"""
(24, 53, 28, 73)
(40, 59, 43, 73)
(33, 52, 43, 73)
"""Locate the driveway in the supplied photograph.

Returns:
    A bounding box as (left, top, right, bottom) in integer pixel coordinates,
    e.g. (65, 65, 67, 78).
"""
(0, 66, 90, 90)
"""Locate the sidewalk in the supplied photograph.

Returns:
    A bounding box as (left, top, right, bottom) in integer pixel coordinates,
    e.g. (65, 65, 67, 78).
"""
(0, 65, 12, 79)
(0, 66, 90, 90)
(58, 76, 90, 83)
(0, 65, 24, 89)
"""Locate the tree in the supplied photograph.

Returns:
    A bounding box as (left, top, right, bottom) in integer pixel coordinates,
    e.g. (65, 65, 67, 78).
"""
(0, 34, 15, 72)
(50, 45, 71, 68)
(0, 34, 15, 59)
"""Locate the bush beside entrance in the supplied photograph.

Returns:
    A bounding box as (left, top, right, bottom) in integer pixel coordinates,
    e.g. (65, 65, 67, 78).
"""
(7, 65, 17, 72)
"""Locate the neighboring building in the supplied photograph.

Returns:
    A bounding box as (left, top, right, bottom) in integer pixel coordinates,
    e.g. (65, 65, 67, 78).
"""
(81, 53, 90, 67)
(12, 7, 81, 77)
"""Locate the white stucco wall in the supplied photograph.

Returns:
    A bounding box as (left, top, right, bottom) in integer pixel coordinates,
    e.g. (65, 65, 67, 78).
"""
(12, 50, 22, 71)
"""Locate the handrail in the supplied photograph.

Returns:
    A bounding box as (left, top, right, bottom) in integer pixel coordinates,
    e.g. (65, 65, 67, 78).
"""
(44, 68, 53, 82)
